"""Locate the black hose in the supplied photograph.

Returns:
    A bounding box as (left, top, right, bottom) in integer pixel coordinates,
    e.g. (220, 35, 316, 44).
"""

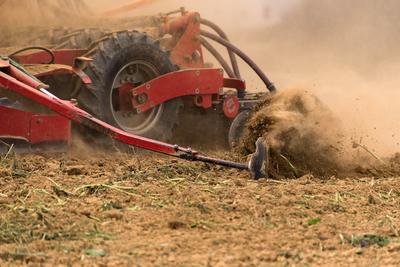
(199, 37, 235, 78)
(200, 30, 276, 93)
(200, 18, 241, 79)
(8, 46, 56, 64)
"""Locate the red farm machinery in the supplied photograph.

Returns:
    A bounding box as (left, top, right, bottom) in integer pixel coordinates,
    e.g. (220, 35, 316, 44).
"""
(0, 1, 275, 178)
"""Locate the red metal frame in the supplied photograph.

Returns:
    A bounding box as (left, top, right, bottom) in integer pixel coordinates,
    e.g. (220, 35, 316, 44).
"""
(0, 59, 252, 172)
(15, 49, 87, 66)
(161, 12, 205, 68)
(129, 68, 222, 112)
(122, 68, 245, 113)
(0, 105, 71, 144)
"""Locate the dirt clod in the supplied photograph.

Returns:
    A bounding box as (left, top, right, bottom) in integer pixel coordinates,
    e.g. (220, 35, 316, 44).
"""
(168, 221, 187, 230)
(241, 88, 350, 178)
(65, 165, 88, 176)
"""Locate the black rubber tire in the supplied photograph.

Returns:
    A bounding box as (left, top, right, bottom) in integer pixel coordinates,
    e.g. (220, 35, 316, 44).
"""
(52, 28, 107, 49)
(228, 110, 251, 148)
(77, 31, 182, 141)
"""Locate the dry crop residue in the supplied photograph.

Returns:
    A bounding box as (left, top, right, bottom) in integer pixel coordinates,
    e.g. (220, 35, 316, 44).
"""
(0, 152, 399, 266)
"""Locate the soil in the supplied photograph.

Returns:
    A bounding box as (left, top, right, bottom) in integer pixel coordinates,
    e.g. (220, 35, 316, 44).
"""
(239, 89, 400, 180)
(0, 150, 399, 266)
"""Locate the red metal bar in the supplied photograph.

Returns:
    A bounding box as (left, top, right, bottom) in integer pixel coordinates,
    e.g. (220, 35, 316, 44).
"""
(223, 78, 246, 90)
(14, 49, 87, 66)
(7, 64, 45, 89)
(130, 68, 224, 113)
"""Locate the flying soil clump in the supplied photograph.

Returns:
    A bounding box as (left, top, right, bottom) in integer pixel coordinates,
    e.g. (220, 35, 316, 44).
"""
(241, 88, 352, 179)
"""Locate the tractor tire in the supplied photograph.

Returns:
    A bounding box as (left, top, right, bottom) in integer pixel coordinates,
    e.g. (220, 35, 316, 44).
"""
(51, 28, 107, 49)
(77, 31, 182, 142)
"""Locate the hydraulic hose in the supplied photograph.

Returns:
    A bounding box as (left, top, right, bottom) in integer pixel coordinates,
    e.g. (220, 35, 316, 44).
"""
(200, 30, 276, 93)
(8, 46, 55, 64)
(200, 18, 241, 79)
(199, 37, 235, 78)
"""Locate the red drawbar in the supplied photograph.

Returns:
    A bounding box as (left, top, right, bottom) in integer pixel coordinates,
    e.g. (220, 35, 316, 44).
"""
(0, 105, 71, 144)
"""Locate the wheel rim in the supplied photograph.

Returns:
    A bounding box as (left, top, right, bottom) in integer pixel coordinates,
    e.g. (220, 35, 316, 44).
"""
(110, 60, 164, 134)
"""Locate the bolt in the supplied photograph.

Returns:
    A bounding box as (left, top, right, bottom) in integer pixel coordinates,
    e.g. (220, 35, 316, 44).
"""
(137, 93, 148, 104)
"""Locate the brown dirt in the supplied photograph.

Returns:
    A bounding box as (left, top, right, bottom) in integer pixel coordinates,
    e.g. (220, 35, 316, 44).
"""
(240, 88, 400, 180)
(0, 151, 399, 266)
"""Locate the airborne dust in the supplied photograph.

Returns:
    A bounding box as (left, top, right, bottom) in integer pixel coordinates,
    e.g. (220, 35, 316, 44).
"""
(239, 0, 400, 177)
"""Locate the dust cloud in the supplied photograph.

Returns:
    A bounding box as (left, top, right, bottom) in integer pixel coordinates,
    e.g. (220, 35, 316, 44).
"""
(245, 0, 400, 157)
(241, 88, 353, 178)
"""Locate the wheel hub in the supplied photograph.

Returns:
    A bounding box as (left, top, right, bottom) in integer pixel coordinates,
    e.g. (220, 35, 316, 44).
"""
(110, 60, 163, 134)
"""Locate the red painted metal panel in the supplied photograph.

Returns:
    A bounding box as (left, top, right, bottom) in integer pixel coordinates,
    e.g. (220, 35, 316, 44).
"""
(30, 114, 71, 144)
(130, 68, 224, 113)
(0, 106, 71, 144)
(223, 78, 246, 90)
(162, 12, 205, 68)
(15, 49, 86, 66)
(0, 106, 31, 141)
